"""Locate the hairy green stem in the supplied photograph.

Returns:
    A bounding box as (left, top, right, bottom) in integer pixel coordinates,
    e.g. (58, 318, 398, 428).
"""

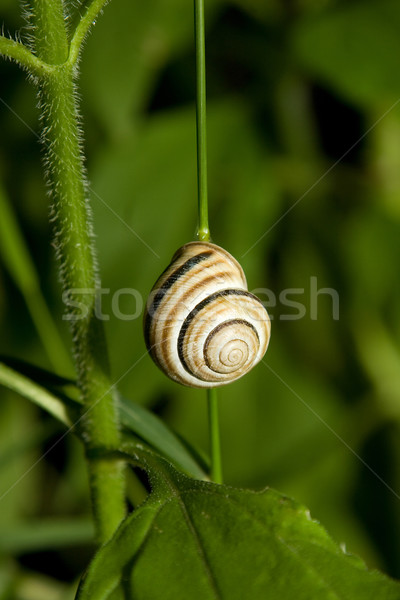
(31, 0, 125, 542)
(68, 0, 111, 67)
(0, 36, 52, 77)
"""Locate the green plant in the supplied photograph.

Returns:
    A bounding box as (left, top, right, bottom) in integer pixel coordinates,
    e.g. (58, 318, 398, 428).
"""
(0, 0, 400, 598)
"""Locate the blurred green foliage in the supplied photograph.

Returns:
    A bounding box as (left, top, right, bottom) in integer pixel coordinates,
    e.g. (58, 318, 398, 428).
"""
(1, 0, 400, 596)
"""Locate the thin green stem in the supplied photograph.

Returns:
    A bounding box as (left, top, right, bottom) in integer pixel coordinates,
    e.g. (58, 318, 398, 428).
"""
(194, 0, 210, 241)
(207, 388, 223, 484)
(68, 0, 111, 67)
(194, 0, 222, 484)
(31, 0, 125, 543)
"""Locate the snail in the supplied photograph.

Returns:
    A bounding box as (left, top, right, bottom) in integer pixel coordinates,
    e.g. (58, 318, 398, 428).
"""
(143, 241, 271, 388)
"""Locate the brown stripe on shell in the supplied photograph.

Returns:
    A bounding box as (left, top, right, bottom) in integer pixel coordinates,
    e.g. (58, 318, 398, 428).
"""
(177, 289, 264, 378)
(150, 254, 245, 370)
(150, 262, 232, 360)
(143, 250, 212, 353)
(178, 242, 247, 287)
(144, 250, 239, 356)
(155, 273, 228, 381)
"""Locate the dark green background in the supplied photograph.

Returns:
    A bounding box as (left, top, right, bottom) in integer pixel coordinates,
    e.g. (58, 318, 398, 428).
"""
(1, 0, 400, 596)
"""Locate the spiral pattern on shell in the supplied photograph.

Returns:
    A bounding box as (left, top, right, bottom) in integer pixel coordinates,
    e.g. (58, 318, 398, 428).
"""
(143, 241, 271, 388)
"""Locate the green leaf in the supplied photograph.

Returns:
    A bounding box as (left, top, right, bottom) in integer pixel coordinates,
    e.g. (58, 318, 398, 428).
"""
(0, 356, 76, 392)
(0, 361, 76, 426)
(0, 182, 73, 375)
(0, 357, 206, 478)
(293, 0, 400, 106)
(119, 397, 207, 480)
(0, 519, 94, 553)
(76, 447, 400, 600)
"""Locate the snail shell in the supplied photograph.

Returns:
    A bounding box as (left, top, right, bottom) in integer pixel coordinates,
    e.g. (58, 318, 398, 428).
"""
(143, 241, 271, 388)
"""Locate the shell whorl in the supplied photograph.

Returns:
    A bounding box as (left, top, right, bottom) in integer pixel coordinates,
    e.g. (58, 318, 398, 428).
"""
(143, 241, 271, 388)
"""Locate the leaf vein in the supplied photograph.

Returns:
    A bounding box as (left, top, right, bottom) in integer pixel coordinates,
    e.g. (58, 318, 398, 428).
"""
(152, 474, 222, 600)
(176, 495, 222, 600)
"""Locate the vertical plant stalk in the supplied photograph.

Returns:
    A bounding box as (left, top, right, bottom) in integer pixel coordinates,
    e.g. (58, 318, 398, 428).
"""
(195, 0, 210, 242)
(207, 388, 223, 484)
(32, 0, 125, 542)
(194, 0, 223, 484)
